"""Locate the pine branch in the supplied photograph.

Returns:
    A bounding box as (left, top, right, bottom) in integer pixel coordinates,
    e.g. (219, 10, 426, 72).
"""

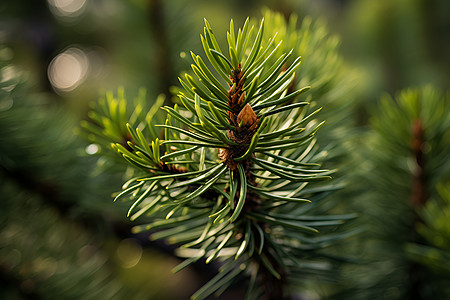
(341, 86, 450, 299)
(83, 15, 355, 299)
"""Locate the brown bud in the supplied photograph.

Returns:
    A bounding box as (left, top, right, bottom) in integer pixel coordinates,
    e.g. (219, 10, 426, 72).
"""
(237, 104, 257, 128)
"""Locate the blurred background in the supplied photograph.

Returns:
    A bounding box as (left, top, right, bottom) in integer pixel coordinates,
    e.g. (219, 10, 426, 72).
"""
(0, 0, 449, 299)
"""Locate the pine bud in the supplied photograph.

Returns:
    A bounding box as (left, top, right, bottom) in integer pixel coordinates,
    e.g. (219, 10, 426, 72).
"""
(237, 104, 257, 128)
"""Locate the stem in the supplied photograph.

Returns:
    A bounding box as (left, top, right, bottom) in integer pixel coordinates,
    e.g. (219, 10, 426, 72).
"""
(223, 65, 289, 298)
(407, 119, 427, 299)
(254, 223, 289, 300)
(410, 119, 427, 210)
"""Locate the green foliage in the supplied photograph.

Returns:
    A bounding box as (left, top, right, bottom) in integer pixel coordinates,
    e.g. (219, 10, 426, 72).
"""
(0, 56, 143, 299)
(80, 87, 166, 161)
(261, 9, 361, 139)
(0, 183, 141, 300)
(84, 16, 354, 299)
(3, 1, 449, 299)
(406, 183, 450, 277)
(338, 86, 450, 299)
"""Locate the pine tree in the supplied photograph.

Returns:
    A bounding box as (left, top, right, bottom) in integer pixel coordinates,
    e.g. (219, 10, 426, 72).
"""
(83, 16, 355, 299)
